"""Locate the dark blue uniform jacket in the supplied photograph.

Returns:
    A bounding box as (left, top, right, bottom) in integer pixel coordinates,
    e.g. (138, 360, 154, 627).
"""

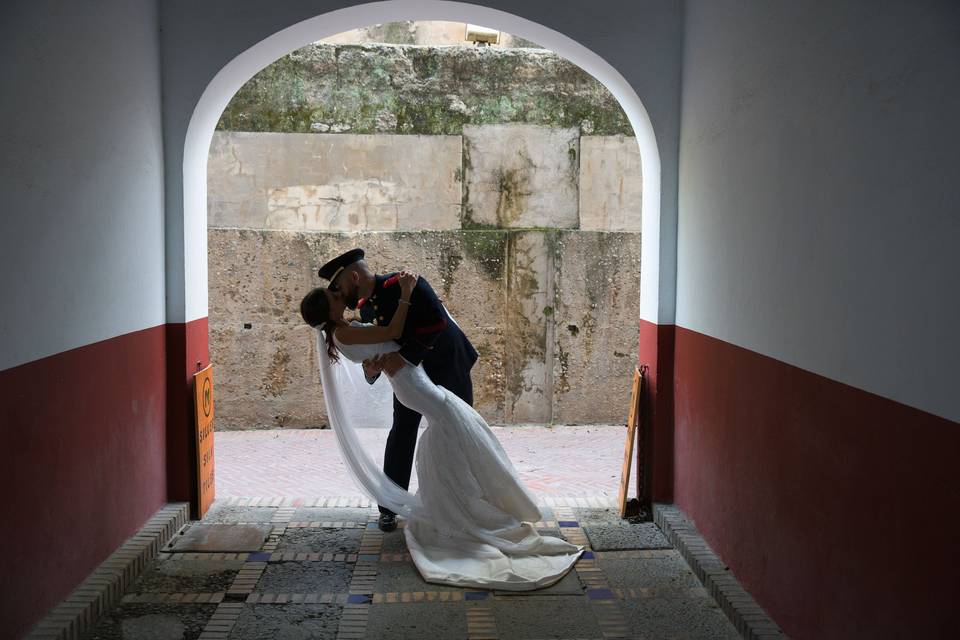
(358, 273, 478, 382)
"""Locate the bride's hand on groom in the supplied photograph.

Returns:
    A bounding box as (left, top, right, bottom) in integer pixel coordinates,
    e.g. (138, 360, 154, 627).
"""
(380, 352, 406, 376)
(363, 352, 405, 377)
(398, 270, 418, 298)
(362, 356, 384, 379)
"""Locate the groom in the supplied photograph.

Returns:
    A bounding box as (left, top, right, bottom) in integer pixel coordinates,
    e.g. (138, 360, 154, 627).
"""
(318, 249, 478, 531)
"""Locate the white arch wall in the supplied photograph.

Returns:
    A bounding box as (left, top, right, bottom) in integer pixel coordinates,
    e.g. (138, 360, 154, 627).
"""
(0, 0, 166, 371)
(159, 0, 683, 329)
(677, 1, 960, 422)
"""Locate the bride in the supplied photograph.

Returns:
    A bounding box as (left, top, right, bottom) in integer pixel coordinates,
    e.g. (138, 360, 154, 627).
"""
(299, 271, 582, 591)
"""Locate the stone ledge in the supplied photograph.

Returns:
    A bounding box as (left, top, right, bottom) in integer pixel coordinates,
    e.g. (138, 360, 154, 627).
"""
(25, 503, 190, 640)
(653, 503, 789, 640)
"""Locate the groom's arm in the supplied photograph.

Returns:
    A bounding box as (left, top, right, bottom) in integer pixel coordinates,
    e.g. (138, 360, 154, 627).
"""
(396, 278, 448, 366)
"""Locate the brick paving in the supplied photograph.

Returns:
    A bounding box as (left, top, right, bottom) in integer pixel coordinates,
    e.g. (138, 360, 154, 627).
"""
(215, 425, 627, 500)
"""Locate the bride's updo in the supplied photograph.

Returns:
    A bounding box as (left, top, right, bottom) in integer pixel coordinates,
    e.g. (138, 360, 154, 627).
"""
(300, 287, 340, 362)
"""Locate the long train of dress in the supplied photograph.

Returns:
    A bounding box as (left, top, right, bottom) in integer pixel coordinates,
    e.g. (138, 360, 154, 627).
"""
(318, 326, 582, 590)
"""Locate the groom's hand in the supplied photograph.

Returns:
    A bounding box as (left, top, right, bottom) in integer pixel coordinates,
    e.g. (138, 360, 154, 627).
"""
(381, 352, 406, 376)
(362, 356, 384, 380)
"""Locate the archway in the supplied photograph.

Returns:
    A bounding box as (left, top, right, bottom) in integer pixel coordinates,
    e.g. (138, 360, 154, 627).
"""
(181, 0, 663, 510)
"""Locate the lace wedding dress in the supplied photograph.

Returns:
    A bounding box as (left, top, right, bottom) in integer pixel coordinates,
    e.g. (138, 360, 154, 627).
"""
(316, 323, 582, 591)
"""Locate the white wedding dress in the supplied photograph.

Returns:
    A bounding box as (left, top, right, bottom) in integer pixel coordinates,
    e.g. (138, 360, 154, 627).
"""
(316, 323, 582, 591)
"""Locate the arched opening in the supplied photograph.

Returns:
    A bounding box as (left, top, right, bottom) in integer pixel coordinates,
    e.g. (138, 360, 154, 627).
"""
(182, 0, 662, 509)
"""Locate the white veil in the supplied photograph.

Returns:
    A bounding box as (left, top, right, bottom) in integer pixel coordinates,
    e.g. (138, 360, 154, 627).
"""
(324, 338, 394, 430)
(315, 329, 427, 519)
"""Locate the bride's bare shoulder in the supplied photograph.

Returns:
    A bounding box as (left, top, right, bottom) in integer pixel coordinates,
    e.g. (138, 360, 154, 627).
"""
(332, 321, 374, 345)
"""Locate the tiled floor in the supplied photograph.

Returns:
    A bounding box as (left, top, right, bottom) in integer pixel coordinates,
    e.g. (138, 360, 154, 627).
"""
(81, 501, 742, 640)
(77, 426, 748, 638)
(215, 425, 628, 500)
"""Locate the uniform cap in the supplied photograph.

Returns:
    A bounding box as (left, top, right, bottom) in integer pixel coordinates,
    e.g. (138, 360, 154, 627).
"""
(318, 248, 365, 291)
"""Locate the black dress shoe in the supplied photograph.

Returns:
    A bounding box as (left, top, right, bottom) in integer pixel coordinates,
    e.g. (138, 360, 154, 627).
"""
(378, 513, 398, 532)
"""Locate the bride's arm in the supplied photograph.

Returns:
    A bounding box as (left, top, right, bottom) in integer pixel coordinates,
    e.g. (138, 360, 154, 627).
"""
(334, 272, 417, 345)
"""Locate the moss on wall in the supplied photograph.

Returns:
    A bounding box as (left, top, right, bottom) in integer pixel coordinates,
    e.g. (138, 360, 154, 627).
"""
(217, 43, 634, 136)
(461, 230, 507, 280)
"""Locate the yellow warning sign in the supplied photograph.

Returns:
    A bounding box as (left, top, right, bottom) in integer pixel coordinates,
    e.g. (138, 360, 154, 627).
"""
(194, 364, 215, 518)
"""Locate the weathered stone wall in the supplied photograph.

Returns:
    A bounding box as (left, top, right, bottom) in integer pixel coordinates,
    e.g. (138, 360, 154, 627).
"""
(208, 229, 640, 429)
(209, 42, 641, 430)
(207, 132, 464, 231)
(208, 129, 641, 233)
(217, 43, 632, 136)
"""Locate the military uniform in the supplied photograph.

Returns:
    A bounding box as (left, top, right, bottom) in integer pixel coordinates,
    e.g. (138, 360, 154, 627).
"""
(360, 273, 478, 513)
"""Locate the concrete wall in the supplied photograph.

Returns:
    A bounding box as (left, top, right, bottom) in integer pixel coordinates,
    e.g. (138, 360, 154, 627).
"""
(0, 1, 168, 637)
(209, 129, 641, 232)
(675, 1, 960, 638)
(463, 124, 582, 229)
(208, 128, 641, 429)
(208, 132, 464, 231)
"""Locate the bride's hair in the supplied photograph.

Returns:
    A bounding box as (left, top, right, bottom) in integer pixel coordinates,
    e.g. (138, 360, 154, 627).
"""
(299, 287, 340, 362)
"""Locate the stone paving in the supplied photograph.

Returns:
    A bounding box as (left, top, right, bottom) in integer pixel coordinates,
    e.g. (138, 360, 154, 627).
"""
(76, 427, 748, 638)
(215, 425, 627, 499)
(81, 500, 741, 640)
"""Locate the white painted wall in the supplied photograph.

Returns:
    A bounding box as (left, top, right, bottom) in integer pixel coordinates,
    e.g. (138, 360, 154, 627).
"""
(158, 0, 682, 326)
(0, 0, 166, 371)
(677, 1, 960, 422)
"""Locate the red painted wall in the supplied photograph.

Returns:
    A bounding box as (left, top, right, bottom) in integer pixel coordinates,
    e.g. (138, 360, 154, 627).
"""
(672, 326, 960, 639)
(638, 319, 675, 503)
(0, 326, 168, 639)
(165, 317, 210, 512)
